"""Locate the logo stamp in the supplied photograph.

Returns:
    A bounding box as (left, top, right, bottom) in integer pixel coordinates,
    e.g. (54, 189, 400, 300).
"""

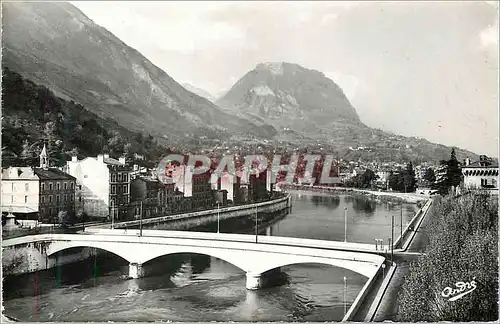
(441, 278, 477, 301)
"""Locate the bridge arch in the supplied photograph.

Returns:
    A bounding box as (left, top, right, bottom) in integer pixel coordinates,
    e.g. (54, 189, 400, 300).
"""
(245, 254, 378, 278)
(46, 241, 133, 264)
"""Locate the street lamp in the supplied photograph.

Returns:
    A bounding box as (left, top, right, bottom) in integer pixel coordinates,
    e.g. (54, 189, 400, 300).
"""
(255, 206, 258, 244)
(382, 263, 386, 278)
(111, 200, 114, 229)
(391, 215, 394, 263)
(217, 202, 220, 233)
(344, 207, 347, 242)
(139, 200, 143, 237)
(400, 205, 403, 246)
(343, 276, 347, 317)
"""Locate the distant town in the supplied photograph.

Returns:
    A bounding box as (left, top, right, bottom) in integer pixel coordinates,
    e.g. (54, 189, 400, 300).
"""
(2, 142, 497, 229)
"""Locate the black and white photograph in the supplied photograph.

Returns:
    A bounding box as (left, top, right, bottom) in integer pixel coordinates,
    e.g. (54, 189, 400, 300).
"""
(1, 1, 498, 323)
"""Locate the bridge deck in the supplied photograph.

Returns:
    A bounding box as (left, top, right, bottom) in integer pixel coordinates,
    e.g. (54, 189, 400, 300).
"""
(79, 228, 388, 255)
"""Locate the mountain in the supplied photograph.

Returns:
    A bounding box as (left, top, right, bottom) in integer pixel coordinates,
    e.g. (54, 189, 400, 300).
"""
(182, 83, 216, 103)
(2, 1, 276, 147)
(217, 62, 361, 134)
(217, 62, 479, 162)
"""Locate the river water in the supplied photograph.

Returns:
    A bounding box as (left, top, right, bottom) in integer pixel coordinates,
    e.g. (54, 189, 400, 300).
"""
(3, 191, 418, 322)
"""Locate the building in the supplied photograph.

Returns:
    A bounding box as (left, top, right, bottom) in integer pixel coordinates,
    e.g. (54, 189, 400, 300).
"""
(215, 189, 228, 206)
(65, 154, 132, 221)
(1, 167, 40, 220)
(1, 145, 76, 223)
(247, 170, 268, 202)
(130, 175, 175, 218)
(461, 155, 499, 191)
(34, 167, 76, 223)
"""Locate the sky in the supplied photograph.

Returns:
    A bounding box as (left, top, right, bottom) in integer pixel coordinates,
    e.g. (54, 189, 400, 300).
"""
(71, 1, 499, 157)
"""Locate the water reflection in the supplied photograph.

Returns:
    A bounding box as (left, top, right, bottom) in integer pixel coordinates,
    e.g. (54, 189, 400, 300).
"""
(309, 195, 340, 210)
(350, 196, 377, 215)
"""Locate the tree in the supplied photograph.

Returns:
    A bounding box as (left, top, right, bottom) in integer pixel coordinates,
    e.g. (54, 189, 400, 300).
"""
(403, 162, 417, 192)
(423, 167, 436, 185)
(399, 191, 498, 321)
(58, 210, 69, 227)
(447, 148, 463, 189)
(20, 139, 36, 166)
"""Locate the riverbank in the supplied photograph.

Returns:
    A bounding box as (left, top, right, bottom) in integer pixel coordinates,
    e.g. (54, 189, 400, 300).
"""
(279, 184, 429, 205)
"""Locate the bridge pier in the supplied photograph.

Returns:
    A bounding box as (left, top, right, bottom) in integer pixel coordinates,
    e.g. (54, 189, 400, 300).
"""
(246, 268, 284, 290)
(246, 272, 262, 290)
(129, 263, 144, 279)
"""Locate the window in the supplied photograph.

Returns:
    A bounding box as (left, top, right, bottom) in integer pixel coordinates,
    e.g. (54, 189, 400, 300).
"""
(71, 194, 74, 201)
(56, 195, 60, 203)
(41, 183, 45, 191)
(64, 182, 67, 190)
(25, 183, 29, 192)
(49, 195, 53, 203)
(56, 183, 60, 190)
(79, 196, 82, 202)
(64, 194, 68, 202)
(41, 196, 45, 203)
(48, 208, 52, 216)
(49, 183, 53, 191)
(117, 173, 122, 182)
(71, 183, 74, 190)
(78, 185, 82, 190)
(123, 174, 128, 182)
(111, 173, 116, 182)
(25, 196, 28, 203)
(11, 183, 14, 191)
(111, 185, 116, 194)
(123, 185, 127, 194)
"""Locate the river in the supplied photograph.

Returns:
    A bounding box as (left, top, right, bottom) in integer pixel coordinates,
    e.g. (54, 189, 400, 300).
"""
(2, 191, 418, 322)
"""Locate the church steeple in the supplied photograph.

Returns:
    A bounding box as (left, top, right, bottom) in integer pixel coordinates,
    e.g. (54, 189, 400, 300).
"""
(40, 144, 48, 169)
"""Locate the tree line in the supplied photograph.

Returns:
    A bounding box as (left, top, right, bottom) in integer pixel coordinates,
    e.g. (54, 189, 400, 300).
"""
(398, 190, 498, 321)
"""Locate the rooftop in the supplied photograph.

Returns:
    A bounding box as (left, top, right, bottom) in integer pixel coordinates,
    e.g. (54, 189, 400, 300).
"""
(34, 167, 76, 180)
(2, 167, 39, 180)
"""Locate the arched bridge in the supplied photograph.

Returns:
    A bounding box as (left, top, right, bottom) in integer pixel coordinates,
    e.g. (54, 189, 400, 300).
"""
(3, 230, 385, 290)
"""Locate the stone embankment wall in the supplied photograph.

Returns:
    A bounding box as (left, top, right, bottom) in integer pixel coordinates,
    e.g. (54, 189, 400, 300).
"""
(111, 195, 291, 230)
(2, 243, 97, 276)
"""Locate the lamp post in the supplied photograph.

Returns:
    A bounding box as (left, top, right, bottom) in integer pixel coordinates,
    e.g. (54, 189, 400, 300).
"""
(391, 215, 394, 263)
(344, 207, 347, 242)
(217, 202, 220, 233)
(400, 205, 403, 246)
(139, 200, 143, 237)
(343, 276, 347, 317)
(255, 206, 258, 244)
(111, 200, 114, 229)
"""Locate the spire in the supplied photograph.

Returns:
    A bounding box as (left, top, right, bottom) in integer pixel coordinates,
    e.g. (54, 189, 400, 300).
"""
(40, 144, 48, 169)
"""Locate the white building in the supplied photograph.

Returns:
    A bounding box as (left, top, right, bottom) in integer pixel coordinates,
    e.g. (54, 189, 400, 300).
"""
(1, 167, 40, 215)
(462, 155, 499, 192)
(64, 154, 132, 220)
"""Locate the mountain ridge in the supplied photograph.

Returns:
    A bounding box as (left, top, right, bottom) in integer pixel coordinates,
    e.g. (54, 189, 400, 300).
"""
(2, 1, 276, 147)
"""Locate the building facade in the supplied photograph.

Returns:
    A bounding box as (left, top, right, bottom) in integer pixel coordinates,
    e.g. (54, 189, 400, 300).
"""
(130, 176, 175, 218)
(65, 154, 132, 221)
(462, 155, 499, 191)
(34, 167, 76, 223)
(1, 167, 40, 219)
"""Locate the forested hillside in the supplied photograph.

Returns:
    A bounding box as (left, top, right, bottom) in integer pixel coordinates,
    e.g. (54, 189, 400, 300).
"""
(2, 67, 168, 168)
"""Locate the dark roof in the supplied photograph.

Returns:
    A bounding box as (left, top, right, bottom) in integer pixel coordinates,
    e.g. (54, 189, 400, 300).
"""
(34, 168, 76, 180)
(104, 157, 124, 165)
(462, 161, 499, 169)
